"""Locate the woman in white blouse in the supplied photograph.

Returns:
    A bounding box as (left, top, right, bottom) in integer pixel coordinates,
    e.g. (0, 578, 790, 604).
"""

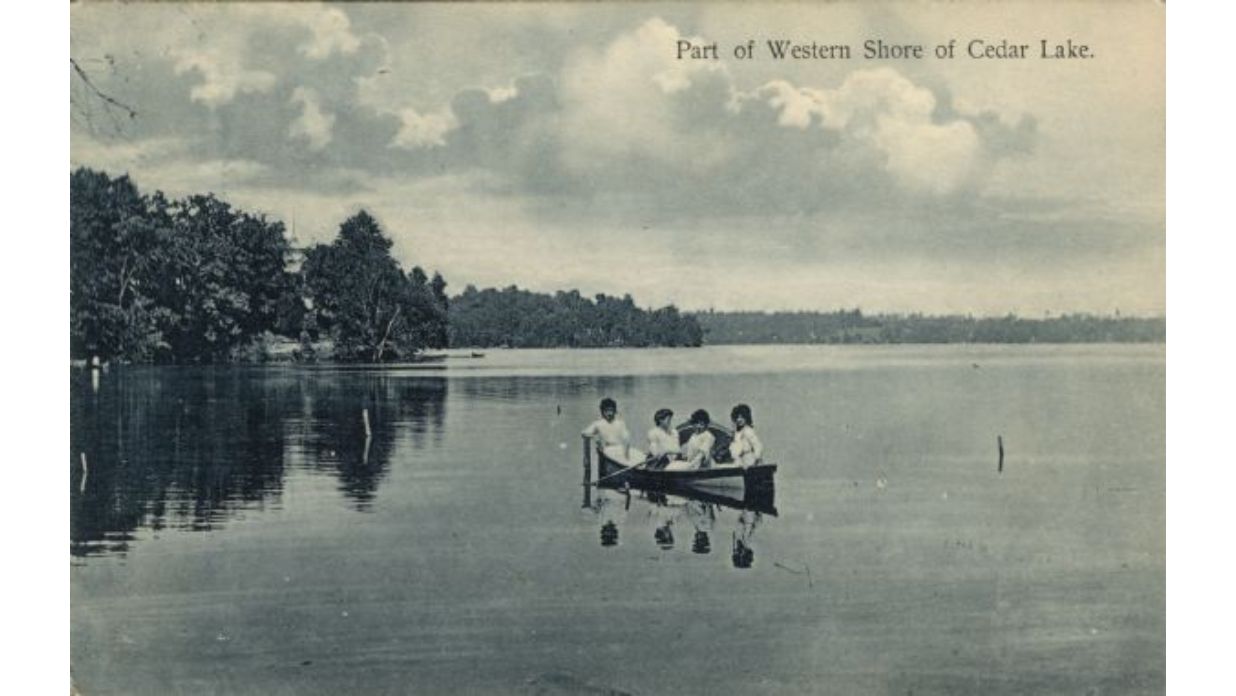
(728, 403, 764, 467)
(646, 408, 680, 469)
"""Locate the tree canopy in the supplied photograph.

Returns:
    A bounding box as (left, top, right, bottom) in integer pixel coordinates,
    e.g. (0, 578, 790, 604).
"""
(301, 211, 448, 362)
(70, 168, 295, 362)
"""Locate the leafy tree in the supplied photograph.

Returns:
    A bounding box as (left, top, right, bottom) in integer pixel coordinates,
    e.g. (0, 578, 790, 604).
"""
(70, 168, 168, 361)
(302, 211, 447, 361)
(71, 168, 296, 363)
(148, 194, 294, 362)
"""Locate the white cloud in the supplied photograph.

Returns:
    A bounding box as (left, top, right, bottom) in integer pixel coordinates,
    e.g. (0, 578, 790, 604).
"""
(71, 133, 269, 195)
(298, 5, 362, 59)
(289, 87, 336, 151)
(560, 17, 730, 171)
(173, 45, 277, 108)
(391, 107, 458, 149)
(753, 68, 984, 195)
(485, 85, 519, 103)
(70, 135, 188, 169)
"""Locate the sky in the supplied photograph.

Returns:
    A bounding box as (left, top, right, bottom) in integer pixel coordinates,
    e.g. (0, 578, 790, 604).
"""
(69, 2, 1164, 316)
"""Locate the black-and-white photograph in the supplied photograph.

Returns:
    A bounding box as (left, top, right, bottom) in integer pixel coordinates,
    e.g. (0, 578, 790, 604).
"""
(67, 2, 1165, 694)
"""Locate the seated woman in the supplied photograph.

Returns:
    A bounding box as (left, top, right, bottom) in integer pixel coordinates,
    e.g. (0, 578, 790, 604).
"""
(581, 397, 636, 464)
(645, 408, 680, 470)
(728, 403, 764, 467)
(665, 409, 715, 471)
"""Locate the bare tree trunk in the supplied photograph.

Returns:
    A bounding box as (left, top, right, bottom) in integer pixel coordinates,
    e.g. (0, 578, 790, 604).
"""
(373, 307, 401, 362)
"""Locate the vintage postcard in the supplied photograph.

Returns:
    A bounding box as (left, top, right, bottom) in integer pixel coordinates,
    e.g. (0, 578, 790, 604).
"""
(68, 2, 1164, 694)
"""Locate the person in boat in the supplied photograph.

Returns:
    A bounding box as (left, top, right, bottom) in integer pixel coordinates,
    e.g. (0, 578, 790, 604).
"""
(679, 409, 716, 470)
(728, 403, 764, 467)
(645, 408, 681, 470)
(581, 397, 632, 464)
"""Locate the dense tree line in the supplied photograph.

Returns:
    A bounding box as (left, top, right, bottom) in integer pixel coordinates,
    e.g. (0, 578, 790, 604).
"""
(70, 168, 449, 363)
(448, 286, 704, 348)
(71, 168, 296, 362)
(694, 310, 1165, 344)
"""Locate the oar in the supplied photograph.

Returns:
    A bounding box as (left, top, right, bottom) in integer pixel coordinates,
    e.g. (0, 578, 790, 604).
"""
(586, 455, 654, 486)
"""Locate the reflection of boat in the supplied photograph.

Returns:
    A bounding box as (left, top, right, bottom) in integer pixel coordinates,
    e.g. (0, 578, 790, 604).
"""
(596, 449, 777, 504)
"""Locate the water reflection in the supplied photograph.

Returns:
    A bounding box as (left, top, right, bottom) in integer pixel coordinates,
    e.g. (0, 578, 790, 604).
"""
(732, 511, 763, 569)
(587, 475, 776, 565)
(457, 375, 648, 403)
(294, 376, 447, 510)
(70, 368, 447, 556)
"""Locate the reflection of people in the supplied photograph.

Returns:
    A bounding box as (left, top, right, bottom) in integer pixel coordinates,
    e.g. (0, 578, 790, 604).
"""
(732, 537, 754, 568)
(600, 520, 619, 547)
(728, 403, 764, 467)
(646, 408, 680, 469)
(732, 510, 761, 568)
(654, 520, 675, 550)
(688, 501, 715, 555)
(581, 397, 632, 463)
(693, 530, 711, 555)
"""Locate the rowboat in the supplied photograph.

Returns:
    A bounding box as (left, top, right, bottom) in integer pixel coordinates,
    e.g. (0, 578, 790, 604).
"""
(596, 448, 777, 493)
(595, 462, 779, 516)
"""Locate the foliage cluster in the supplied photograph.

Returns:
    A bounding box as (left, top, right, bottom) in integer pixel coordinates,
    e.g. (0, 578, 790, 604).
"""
(71, 169, 296, 362)
(448, 286, 703, 348)
(70, 169, 450, 363)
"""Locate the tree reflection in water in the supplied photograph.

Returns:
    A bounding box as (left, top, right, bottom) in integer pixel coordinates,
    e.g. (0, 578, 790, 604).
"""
(70, 367, 447, 557)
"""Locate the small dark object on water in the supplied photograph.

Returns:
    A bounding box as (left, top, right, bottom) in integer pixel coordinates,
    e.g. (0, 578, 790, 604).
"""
(998, 435, 1005, 473)
(654, 522, 674, 550)
(692, 530, 711, 554)
(732, 538, 754, 569)
(600, 521, 618, 547)
(300, 660, 312, 666)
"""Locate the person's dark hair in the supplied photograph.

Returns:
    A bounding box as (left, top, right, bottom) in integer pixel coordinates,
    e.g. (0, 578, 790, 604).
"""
(690, 409, 710, 426)
(731, 403, 753, 426)
(654, 408, 674, 425)
(599, 397, 617, 411)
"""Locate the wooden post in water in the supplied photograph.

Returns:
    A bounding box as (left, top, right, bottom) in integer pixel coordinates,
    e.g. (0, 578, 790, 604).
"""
(581, 436, 593, 508)
(80, 452, 88, 492)
(997, 435, 1005, 473)
(362, 408, 372, 439)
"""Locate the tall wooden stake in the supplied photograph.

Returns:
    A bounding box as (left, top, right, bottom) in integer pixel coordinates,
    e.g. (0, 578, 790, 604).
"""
(581, 436, 593, 508)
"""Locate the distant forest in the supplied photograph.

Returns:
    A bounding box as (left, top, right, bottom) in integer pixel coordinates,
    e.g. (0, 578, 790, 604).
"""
(694, 310, 1165, 345)
(449, 286, 702, 348)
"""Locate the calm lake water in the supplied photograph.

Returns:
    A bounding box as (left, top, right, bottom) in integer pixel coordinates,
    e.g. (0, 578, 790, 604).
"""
(70, 345, 1165, 695)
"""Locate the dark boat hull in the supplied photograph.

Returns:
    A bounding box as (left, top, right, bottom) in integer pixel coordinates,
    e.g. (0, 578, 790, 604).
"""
(597, 450, 777, 494)
(597, 473, 779, 516)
